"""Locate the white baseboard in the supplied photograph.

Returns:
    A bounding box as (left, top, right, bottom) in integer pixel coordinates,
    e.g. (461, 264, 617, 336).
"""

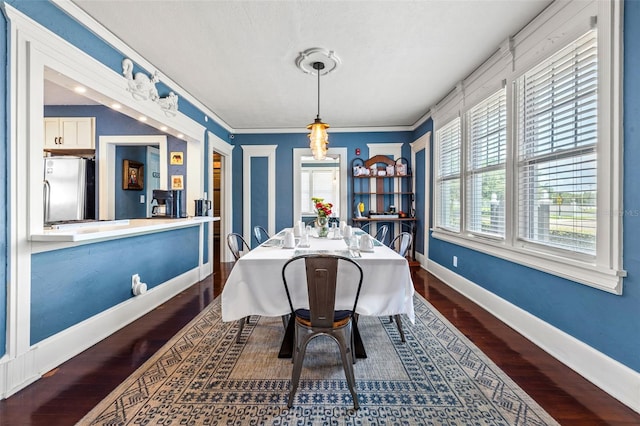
(427, 261, 640, 415)
(0, 268, 200, 399)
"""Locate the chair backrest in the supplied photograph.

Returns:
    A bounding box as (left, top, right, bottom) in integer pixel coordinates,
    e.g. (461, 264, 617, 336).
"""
(282, 255, 363, 328)
(358, 223, 388, 245)
(253, 225, 270, 245)
(375, 224, 389, 245)
(227, 233, 251, 261)
(358, 222, 371, 234)
(389, 232, 413, 257)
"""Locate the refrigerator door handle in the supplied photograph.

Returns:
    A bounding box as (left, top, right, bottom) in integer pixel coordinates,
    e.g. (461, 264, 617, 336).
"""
(43, 179, 51, 223)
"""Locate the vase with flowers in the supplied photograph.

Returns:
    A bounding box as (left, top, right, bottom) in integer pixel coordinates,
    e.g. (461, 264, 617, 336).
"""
(312, 197, 332, 238)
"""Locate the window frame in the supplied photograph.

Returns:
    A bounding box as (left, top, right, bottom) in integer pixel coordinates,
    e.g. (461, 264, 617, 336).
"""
(300, 166, 340, 217)
(431, 0, 624, 294)
(435, 117, 462, 232)
(465, 88, 507, 239)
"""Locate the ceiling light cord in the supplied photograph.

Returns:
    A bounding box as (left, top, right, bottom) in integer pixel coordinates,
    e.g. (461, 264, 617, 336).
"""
(314, 61, 325, 120)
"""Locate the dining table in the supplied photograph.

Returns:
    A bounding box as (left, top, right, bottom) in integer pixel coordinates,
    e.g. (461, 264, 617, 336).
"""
(221, 228, 415, 358)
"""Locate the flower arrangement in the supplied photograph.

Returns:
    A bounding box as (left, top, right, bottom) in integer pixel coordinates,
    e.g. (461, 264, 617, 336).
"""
(312, 197, 333, 218)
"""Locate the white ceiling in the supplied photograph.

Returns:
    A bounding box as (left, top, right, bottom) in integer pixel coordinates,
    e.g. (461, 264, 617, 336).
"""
(56, 0, 552, 132)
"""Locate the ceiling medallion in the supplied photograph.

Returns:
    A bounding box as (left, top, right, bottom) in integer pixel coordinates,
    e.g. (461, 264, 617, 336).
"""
(297, 48, 339, 160)
(296, 47, 341, 76)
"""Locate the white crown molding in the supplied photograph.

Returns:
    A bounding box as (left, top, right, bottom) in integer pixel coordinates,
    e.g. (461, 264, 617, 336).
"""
(50, 0, 233, 134)
(231, 125, 416, 135)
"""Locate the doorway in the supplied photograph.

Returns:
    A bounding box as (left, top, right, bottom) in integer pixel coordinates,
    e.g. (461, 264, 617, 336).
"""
(212, 152, 222, 271)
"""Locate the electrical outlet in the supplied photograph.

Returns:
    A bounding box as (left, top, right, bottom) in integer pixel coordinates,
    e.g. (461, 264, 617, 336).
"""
(453, 256, 458, 267)
(131, 273, 147, 296)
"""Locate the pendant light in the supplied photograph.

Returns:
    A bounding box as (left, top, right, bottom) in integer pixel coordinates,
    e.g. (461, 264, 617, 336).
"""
(307, 61, 329, 160)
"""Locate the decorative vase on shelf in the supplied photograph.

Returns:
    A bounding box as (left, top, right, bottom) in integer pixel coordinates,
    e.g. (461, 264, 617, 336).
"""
(315, 215, 329, 238)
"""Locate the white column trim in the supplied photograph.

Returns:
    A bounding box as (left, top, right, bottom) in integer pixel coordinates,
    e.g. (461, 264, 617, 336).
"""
(241, 145, 277, 244)
(411, 131, 430, 262)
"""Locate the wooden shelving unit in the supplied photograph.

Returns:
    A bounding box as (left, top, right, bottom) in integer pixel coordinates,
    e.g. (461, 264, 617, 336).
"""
(351, 155, 417, 260)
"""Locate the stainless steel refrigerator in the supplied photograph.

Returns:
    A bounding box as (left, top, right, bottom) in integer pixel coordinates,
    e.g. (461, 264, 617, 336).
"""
(43, 156, 95, 224)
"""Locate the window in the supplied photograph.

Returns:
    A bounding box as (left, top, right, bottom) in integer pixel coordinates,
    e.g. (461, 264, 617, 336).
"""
(467, 89, 507, 238)
(516, 31, 597, 255)
(300, 156, 340, 217)
(431, 0, 623, 293)
(435, 118, 461, 232)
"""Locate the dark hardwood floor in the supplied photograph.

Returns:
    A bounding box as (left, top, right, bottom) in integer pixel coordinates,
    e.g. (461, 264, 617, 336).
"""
(1, 264, 638, 425)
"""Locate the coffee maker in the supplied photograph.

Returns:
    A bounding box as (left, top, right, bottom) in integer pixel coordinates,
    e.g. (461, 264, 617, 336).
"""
(152, 189, 185, 218)
(151, 190, 173, 218)
(194, 198, 212, 216)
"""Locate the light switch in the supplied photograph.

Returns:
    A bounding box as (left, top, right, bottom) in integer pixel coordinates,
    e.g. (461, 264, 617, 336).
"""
(140, 195, 145, 203)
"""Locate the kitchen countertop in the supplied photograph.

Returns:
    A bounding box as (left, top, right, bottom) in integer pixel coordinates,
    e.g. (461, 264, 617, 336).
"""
(31, 216, 219, 242)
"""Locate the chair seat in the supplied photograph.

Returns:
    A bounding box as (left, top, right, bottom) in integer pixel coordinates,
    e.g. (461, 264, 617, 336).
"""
(294, 309, 351, 328)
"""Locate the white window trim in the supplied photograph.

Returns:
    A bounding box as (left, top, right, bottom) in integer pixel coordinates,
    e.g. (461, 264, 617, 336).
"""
(293, 147, 348, 225)
(431, 0, 624, 294)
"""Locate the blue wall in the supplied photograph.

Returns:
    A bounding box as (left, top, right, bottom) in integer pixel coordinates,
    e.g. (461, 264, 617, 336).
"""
(424, 1, 640, 373)
(115, 146, 147, 219)
(250, 157, 268, 248)
(3, 0, 640, 378)
(30, 227, 199, 343)
(232, 131, 416, 237)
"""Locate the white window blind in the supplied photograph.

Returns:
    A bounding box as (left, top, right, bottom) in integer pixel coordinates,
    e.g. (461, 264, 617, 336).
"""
(436, 118, 461, 232)
(517, 30, 598, 255)
(466, 89, 507, 237)
(300, 168, 340, 216)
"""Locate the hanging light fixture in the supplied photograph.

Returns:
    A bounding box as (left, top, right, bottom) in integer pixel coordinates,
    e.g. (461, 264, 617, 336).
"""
(307, 61, 329, 160)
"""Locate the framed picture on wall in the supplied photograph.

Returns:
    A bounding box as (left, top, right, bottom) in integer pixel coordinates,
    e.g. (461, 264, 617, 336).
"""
(123, 159, 144, 190)
(171, 174, 184, 190)
(170, 151, 184, 165)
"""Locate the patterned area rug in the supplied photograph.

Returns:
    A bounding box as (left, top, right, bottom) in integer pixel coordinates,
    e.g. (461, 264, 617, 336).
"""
(77, 294, 559, 425)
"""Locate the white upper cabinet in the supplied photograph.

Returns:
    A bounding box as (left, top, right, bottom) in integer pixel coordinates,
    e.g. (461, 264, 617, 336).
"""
(44, 117, 95, 149)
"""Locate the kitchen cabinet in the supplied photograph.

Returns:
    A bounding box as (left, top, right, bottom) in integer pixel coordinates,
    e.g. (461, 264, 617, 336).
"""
(44, 117, 95, 149)
(351, 155, 417, 260)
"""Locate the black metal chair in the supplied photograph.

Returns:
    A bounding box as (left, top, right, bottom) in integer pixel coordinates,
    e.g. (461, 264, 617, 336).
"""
(253, 225, 270, 245)
(226, 233, 253, 342)
(282, 254, 363, 410)
(387, 232, 413, 343)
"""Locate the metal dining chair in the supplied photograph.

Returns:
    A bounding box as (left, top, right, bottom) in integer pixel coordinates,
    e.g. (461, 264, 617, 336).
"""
(282, 254, 363, 410)
(226, 232, 254, 342)
(253, 225, 270, 245)
(387, 231, 413, 343)
(389, 231, 412, 258)
(227, 232, 251, 261)
(359, 223, 389, 245)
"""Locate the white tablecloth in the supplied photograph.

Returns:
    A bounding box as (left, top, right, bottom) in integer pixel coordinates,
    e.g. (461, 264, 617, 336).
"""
(221, 230, 415, 323)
